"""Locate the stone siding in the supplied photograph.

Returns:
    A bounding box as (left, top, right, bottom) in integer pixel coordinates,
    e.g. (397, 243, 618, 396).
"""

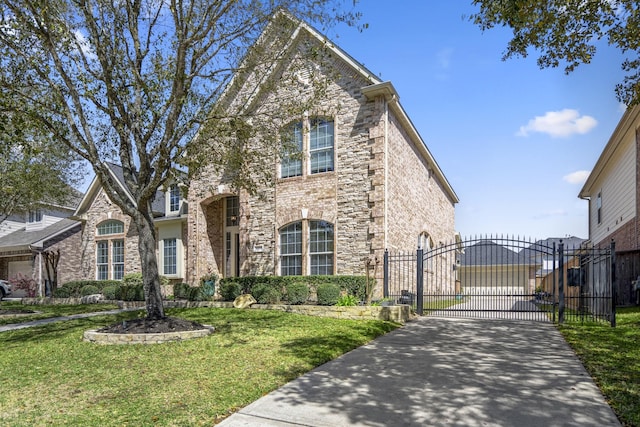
(79, 189, 141, 280)
(187, 28, 456, 292)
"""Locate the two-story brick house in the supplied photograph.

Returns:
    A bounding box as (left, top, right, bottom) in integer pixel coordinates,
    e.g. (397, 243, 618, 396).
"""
(186, 14, 459, 292)
(579, 104, 640, 305)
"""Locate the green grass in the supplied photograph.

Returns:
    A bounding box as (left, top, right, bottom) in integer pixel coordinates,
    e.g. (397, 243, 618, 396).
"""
(558, 306, 640, 426)
(0, 307, 398, 426)
(0, 302, 120, 325)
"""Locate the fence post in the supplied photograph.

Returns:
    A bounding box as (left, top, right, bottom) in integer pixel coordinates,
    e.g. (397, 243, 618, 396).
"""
(558, 241, 565, 324)
(383, 249, 389, 299)
(416, 247, 424, 315)
(610, 240, 616, 328)
(552, 241, 556, 323)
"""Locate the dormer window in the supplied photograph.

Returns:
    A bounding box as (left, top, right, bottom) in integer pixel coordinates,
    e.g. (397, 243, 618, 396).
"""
(169, 184, 181, 213)
(28, 209, 42, 223)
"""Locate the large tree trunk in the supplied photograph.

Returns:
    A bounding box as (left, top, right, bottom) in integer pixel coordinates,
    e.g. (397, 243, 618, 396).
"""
(134, 209, 165, 320)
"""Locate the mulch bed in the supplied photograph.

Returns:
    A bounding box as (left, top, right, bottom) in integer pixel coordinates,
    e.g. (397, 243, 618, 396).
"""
(98, 316, 206, 334)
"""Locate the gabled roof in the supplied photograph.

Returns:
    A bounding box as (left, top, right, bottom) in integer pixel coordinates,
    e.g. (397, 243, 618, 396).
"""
(579, 104, 639, 199)
(221, 11, 458, 204)
(0, 218, 80, 252)
(459, 240, 524, 266)
(74, 163, 183, 219)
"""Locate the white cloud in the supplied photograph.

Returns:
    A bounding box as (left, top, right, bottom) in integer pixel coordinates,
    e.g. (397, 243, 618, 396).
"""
(563, 170, 590, 185)
(436, 48, 453, 69)
(516, 109, 597, 138)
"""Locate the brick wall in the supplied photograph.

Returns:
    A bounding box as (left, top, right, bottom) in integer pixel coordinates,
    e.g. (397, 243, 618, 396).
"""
(187, 28, 457, 293)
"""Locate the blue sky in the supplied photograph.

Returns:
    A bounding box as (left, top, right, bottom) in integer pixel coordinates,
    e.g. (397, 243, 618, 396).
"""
(330, 2, 628, 240)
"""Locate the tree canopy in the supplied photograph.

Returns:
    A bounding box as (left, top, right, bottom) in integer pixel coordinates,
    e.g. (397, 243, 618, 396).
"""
(471, 0, 640, 106)
(0, 0, 361, 319)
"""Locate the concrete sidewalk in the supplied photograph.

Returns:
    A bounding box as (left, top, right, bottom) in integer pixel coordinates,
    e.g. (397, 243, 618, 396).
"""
(0, 308, 141, 333)
(219, 316, 620, 427)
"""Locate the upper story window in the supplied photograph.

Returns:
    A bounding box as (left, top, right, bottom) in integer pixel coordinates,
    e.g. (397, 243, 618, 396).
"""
(596, 192, 602, 224)
(310, 119, 334, 174)
(280, 122, 303, 178)
(97, 220, 124, 235)
(28, 209, 42, 223)
(169, 184, 181, 213)
(280, 117, 334, 179)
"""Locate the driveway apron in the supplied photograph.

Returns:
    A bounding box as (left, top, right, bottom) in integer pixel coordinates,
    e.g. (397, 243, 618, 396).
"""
(219, 316, 620, 427)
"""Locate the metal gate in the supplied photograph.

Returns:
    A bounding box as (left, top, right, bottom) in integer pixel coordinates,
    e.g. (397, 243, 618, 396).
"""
(383, 236, 616, 326)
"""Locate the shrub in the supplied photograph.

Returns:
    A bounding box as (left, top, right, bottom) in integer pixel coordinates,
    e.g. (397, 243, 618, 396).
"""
(102, 285, 118, 300)
(252, 283, 282, 304)
(59, 280, 119, 297)
(9, 273, 38, 297)
(336, 294, 359, 306)
(80, 285, 100, 296)
(116, 284, 144, 301)
(219, 280, 242, 301)
(187, 286, 208, 302)
(316, 283, 340, 306)
(285, 282, 309, 305)
(52, 287, 71, 298)
(173, 282, 192, 300)
(122, 272, 169, 288)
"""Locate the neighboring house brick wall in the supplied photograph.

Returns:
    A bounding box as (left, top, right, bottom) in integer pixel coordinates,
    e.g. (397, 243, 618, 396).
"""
(42, 225, 84, 285)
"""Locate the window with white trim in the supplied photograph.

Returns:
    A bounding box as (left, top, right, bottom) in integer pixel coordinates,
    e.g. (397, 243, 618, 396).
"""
(279, 117, 334, 178)
(596, 192, 602, 224)
(163, 238, 177, 275)
(169, 184, 181, 213)
(28, 209, 43, 223)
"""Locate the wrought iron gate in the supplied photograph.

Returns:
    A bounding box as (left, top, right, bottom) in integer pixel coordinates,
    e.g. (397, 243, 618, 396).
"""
(383, 236, 616, 326)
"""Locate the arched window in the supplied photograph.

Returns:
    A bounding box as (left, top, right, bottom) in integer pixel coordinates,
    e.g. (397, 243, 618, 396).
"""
(279, 117, 334, 178)
(96, 220, 125, 280)
(97, 220, 124, 235)
(279, 220, 335, 276)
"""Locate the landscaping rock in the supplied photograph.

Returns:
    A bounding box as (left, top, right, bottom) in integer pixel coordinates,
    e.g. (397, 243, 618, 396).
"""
(233, 294, 256, 309)
(81, 294, 105, 304)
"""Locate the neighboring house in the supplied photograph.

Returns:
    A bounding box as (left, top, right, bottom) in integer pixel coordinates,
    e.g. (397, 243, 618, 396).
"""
(579, 104, 640, 305)
(0, 200, 81, 297)
(186, 14, 459, 292)
(522, 236, 586, 282)
(73, 163, 188, 285)
(457, 240, 537, 295)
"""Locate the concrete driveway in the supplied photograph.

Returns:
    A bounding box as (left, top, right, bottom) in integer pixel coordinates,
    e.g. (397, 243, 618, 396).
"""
(219, 316, 620, 427)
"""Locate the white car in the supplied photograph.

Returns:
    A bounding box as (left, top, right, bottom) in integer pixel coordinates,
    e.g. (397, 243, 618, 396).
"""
(0, 280, 12, 300)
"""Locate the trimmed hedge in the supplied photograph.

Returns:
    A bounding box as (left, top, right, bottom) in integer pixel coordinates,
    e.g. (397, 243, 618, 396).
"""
(219, 280, 242, 301)
(80, 285, 100, 296)
(317, 283, 340, 306)
(285, 282, 309, 305)
(102, 285, 118, 300)
(218, 275, 369, 303)
(58, 280, 120, 298)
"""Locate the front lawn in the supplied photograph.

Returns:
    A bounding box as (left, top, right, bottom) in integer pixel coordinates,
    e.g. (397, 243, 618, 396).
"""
(0, 307, 397, 426)
(559, 306, 640, 427)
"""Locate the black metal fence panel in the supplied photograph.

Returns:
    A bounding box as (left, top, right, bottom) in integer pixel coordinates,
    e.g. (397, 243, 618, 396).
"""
(383, 235, 615, 326)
